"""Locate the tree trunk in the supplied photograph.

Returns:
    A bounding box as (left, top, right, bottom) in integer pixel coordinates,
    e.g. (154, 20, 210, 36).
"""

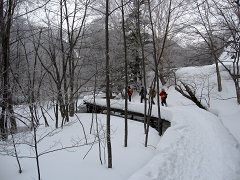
(234, 80, 240, 104)
(105, 0, 112, 168)
(121, 0, 128, 147)
(214, 54, 222, 92)
(196, 1, 222, 92)
(40, 106, 49, 127)
(175, 81, 207, 110)
(55, 101, 59, 128)
(237, 87, 240, 104)
(136, 0, 147, 133)
(147, 0, 166, 136)
(0, 0, 17, 139)
(69, 57, 75, 117)
(33, 126, 41, 180)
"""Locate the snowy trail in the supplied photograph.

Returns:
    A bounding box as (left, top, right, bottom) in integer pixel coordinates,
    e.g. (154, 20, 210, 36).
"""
(128, 106, 240, 180)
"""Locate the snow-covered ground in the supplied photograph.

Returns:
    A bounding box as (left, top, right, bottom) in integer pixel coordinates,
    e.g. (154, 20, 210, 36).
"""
(0, 64, 240, 180)
(128, 105, 240, 180)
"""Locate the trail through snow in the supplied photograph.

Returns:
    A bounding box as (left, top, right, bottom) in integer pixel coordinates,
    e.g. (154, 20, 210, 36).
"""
(128, 106, 240, 180)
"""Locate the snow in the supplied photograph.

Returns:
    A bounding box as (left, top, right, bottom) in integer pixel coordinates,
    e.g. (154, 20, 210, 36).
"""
(0, 113, 160, 180)
(128, 106, 240, 180)
(1, 63, 240, 180)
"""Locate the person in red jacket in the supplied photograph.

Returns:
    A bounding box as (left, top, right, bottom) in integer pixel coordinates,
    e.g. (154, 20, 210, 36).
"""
(127, 86, 133, 102)
(159, 88, 168, 106)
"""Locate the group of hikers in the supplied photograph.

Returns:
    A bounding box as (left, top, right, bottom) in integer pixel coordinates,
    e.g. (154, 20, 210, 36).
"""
(127, 86, 168, 106)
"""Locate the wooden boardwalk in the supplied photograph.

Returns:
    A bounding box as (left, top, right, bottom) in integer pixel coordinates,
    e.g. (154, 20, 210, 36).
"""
(84, 101, 171, 135)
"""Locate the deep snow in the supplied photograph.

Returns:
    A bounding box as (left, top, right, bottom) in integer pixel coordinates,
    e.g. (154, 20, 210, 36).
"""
(1, 63, 240, 180)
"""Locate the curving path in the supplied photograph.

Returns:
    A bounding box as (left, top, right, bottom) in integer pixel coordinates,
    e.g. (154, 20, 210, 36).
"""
(128, 106, 240, 180)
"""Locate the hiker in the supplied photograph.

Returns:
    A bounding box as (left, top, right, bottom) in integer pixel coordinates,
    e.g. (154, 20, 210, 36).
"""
(149, 86, 156, 104)
(159, 88, 168, 106)
(127, 86, 133, 102)
(139, 87, 146, 103)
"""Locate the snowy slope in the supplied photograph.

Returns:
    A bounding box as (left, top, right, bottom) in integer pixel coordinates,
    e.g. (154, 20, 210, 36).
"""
(1, 63, 240, 180)
(128, 106, 240, 180)
(128, 64, 240, 180)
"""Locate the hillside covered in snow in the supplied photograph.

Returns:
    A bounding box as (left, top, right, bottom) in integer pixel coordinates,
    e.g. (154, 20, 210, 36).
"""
(1, 63, 240, 180)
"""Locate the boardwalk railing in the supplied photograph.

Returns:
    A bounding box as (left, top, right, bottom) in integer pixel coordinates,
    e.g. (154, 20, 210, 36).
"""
(84, 101, 171, 135)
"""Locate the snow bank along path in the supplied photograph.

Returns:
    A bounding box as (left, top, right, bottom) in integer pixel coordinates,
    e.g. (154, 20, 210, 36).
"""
(128, 106, 240, 180)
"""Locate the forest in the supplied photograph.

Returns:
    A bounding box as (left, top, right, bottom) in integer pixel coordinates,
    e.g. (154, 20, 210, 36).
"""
(0, 0, 240, 179)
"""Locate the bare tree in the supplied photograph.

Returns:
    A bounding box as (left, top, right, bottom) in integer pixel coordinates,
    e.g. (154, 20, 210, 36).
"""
(175, 80, 208, 110)
(0, 0, 17, 140)
(194, 0, 222, 92)
(211, 0, 240, 103)
(135, 0, 148, 133)
(105, 0, 112, 168)
(120, 0, 129, 147)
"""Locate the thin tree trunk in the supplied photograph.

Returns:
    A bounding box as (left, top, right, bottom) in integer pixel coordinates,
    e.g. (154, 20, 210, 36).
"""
(33, 126, 41, 180)
(237, 85, 240, 104)
(69, 57, 75, 117)
(90, 64, 97, 134)
(136, 0, 147, 133)
(11, 133, 22, 173)
(213, 53, 222, 92)
(55, 100, 59, 128)
(121, 0, 128, 147)
(8, 93, 17, 133)
(145, 98, 154, 147)
(40, 106, 49, 127)
(105, 0, 112, 168)
(60, 0, 69, 126)
(156, 0, 172, 86)
(147, 0, 166, 136)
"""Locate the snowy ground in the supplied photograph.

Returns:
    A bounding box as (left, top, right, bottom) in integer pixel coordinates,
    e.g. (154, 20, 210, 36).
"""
(1, 64, 240, 180)
(128, 105, 240, 180)
(0, 113, 160, 180)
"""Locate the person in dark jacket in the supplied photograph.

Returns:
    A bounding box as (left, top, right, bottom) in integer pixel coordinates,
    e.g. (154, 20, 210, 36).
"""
(139, 87, 146, 103)
(159, 88, 168, 106)
(149, 86, 156, 104)
(127, 86, 133, 102)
